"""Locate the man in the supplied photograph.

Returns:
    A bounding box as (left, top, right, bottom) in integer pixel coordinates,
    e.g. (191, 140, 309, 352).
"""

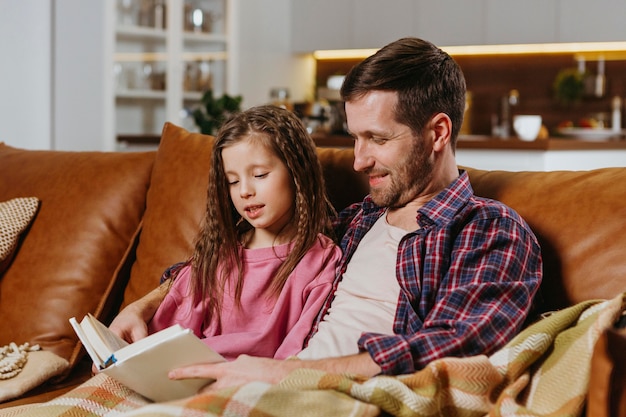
(112, 37, 542, 389)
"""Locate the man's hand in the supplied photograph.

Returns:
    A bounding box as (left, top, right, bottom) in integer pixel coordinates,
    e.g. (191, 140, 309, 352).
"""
(169, 355, 296, 391)
(168, 352, 382, 392)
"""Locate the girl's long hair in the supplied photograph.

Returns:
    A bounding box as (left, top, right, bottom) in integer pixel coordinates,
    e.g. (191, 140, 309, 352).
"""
(190, 104, 336, 324)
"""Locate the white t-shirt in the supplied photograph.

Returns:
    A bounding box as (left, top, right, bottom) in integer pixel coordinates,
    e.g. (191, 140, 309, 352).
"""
(298, 212, 405, 359)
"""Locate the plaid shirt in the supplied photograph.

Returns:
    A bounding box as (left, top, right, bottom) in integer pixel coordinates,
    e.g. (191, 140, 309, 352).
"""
(306, 170, 542, 375)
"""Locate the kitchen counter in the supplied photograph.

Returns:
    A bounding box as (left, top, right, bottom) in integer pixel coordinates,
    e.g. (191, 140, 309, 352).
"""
(456, 135, 626, 150)
(119, 132, 626, 171)
(312, 133, 626, 149)
(311, 133, 626, 171)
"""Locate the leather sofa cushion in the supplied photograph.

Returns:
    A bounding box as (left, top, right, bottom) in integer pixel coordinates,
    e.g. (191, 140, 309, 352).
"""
(465, 167, 626, 312)
(123, 123, 215, 305)
(0, 143, 155, 370)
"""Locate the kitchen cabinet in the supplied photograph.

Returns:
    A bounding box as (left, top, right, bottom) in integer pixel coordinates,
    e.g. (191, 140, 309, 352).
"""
(290, 0, 509, 52)
(413, 1, 485, 47)
(353, 0, 414, 49)
(291, 0, 354, 52)
(557, 0, 626, 43)
(112, 0, 236, 149)
(485, 0, 559, 45)
(291, 0, 424, 52)
(292, 0, 626, 52)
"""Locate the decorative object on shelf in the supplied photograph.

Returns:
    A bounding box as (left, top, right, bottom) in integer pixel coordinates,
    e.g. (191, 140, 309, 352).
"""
(192, 89, 242, 135)
(184, 60, 212, 92)
(184, 3, 221, 33)
(117, 0, 138, 26)
(269, 87, 292, 111)
(553, 67, 585, 106)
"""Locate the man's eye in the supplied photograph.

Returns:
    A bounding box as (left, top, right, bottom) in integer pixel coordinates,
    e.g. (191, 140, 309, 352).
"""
(371, 137, 388, 145)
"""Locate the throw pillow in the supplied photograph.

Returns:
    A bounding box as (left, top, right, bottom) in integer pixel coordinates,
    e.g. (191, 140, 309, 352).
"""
(122, 123, 215, 305)
(0, 197, 39, 275)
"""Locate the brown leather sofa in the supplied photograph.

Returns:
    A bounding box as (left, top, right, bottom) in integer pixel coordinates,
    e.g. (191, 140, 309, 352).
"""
(0, 123, 624, 415)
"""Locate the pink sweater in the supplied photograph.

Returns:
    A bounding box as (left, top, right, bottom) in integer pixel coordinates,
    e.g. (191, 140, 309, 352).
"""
(148, 234, 341, 360)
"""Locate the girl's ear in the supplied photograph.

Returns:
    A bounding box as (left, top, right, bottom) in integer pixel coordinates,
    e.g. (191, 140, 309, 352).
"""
(430, 112, 452, 152)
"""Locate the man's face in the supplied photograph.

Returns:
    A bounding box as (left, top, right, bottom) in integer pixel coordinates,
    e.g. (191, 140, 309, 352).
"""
(345, 90, 433, 208)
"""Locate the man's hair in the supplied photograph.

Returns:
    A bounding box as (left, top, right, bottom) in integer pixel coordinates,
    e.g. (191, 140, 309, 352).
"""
(340, 37, 466, 148)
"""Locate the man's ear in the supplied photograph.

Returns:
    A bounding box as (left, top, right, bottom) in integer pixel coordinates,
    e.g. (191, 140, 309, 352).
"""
(430, 113, 452, 152)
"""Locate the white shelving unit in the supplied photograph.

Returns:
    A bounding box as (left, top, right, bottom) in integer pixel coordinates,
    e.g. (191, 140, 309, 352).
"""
(111, 0, 236, 150)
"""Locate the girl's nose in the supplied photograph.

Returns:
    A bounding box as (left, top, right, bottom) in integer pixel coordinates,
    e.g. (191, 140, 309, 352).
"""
(239, 180, 254, 198)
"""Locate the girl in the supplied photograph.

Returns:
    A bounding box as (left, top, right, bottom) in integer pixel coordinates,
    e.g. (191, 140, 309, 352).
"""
(146, 105, 342, 360)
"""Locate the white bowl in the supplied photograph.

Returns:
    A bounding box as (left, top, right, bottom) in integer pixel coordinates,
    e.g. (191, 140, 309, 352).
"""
(513, 115, 542, 141)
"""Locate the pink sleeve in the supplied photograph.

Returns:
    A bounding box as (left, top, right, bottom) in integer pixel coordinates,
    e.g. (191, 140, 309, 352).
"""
(148, 266, 204, 337)
(273, 239, 342, 359)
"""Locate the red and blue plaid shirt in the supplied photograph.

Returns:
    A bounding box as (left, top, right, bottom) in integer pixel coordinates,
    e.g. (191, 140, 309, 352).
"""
(306, 170, 542, 375)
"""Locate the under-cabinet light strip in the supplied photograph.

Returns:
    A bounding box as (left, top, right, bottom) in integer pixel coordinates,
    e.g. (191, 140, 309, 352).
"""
(313, 41, 626, 60)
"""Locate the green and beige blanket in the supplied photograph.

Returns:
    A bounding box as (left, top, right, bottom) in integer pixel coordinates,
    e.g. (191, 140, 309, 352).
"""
(2, 292, 624, 417)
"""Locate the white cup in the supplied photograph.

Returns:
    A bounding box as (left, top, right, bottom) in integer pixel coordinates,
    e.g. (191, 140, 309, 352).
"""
(513, 115, 542, 141)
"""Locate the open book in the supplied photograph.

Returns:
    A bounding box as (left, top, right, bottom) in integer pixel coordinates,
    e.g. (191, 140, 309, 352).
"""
(69, 314, 225, 402)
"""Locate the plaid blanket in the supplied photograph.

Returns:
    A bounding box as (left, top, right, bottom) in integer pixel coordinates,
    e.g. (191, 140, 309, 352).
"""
(2, 292, 624, 417)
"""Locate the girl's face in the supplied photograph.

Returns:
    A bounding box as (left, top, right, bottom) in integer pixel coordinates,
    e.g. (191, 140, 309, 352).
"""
(222, 136, 296, 248)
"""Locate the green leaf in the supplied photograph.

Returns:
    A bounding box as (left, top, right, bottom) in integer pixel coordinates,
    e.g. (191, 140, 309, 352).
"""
(191, 89, 243, 135)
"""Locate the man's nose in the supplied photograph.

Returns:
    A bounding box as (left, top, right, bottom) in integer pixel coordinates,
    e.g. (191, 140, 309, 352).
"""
(352, 139, 373, 173)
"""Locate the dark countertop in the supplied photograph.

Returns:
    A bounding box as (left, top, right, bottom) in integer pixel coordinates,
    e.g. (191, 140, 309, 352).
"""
(311, 133, 626, 150)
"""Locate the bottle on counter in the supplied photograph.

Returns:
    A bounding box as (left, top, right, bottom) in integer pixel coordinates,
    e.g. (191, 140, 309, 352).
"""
(612, 96, 622, 133)
(495, 89, 519, 138)
(459, 91, 472, 135)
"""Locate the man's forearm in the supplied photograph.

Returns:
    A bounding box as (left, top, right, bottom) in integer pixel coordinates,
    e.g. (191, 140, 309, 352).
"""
(304, 352, 381, 377)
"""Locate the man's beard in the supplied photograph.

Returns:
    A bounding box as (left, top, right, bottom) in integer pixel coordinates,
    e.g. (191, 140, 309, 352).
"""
(369, 138, 433, 208)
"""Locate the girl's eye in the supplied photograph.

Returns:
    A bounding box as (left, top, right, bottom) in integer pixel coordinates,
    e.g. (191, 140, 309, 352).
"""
(254, 172, 269, 179)
(228, 179, 239, 185)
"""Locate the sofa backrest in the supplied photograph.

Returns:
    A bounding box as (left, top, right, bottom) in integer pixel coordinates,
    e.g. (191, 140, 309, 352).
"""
(0, 143, 155, 369)
(464, 167, 626, 312)
(123, 123, 626, 317)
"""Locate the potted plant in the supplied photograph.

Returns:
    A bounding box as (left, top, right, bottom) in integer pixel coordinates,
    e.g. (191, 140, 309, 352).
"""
(552, 68, 585, 106)
(192, 89, 243, 135)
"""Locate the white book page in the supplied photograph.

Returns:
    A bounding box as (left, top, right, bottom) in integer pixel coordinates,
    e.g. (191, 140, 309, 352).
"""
(80, 314, 129, 363)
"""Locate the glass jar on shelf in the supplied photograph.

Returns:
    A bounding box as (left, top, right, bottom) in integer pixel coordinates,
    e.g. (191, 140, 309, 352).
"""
(117, 0, 138, 26)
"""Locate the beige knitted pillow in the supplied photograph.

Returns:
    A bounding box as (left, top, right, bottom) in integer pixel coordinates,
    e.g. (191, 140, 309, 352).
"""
(0, 197, 39, 274)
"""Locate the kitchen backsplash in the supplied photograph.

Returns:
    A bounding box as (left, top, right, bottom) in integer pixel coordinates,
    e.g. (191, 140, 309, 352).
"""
(316, 54, 626, 136)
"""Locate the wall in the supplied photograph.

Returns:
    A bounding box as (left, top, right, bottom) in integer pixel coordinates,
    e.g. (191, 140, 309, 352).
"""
(0, 1, 111, 151)
(54, 0, 111, 151)
(0, 0, 52, 150)
(235, 0, 314, 108)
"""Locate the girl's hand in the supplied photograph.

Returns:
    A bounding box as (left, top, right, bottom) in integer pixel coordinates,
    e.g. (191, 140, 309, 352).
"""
(109, 280, 170, 343)
(108, 303, 150, 343)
